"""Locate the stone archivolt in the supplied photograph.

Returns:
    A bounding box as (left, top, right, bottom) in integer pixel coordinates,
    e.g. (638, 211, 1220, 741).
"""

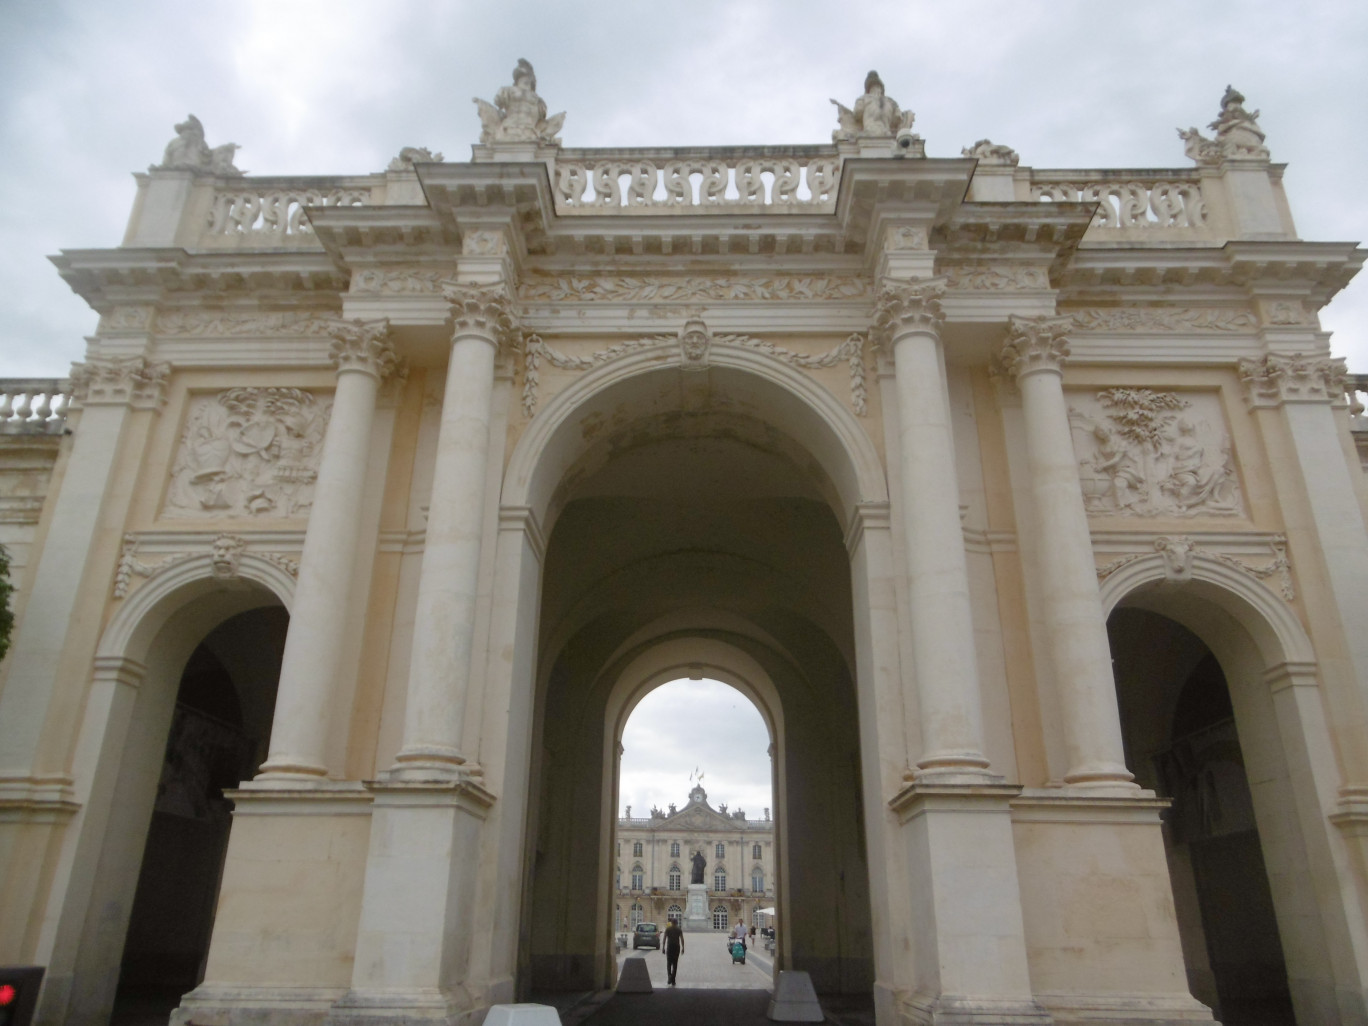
(113, 532, 300, 599)
(164, 387, 331, 519)
(1070, 388, 1242, 518)
(1097, 534, 1293, 601)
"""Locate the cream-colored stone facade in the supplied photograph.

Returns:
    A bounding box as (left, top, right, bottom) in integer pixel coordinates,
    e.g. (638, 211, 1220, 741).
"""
(613, 784, 775, 933)
(2, 67, 1368, 1026)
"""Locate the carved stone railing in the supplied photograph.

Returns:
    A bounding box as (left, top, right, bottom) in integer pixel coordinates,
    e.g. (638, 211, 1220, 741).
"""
(0, 379, 72, 435)
(202, 176, 374, 246)
(1030, 169, 1214, 239)
(551, 148, 841, 213)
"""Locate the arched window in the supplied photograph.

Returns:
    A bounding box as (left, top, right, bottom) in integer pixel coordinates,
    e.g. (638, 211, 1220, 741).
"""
(630, 902, 644, 928)
(670, 840, 680, 857)
(633, 841, 643, 857)
(713, 905, 729, 930)
(668, 864, 681, 890)
(714, 869, 727, 891)
(751, 867, 764, 892)
(715, 842, 725, 860)
(667, 905, 683, 924)
(752, 843, 762, 859)
(631, 864, 644, 890)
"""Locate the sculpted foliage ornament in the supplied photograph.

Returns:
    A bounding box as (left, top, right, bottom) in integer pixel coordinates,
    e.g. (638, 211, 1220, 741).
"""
(1239, 353, 1349, 407)
(1069, 307, 1257, 333)
(328, 319, 402, 380)
(873, 278, 946, 349)
(443, 283, 519, 349)
(998, 316, 1072, 379)
(518, 275, 869, 304)
(1070, 389, 1242, 517)
(473, 59, 565, 146)
(153, 114, 242, 175)
(961, 139, 1019, 166)
(164, 388, 330, 519)
(387, 147, 444, 170)
(69, 356, 170, 408)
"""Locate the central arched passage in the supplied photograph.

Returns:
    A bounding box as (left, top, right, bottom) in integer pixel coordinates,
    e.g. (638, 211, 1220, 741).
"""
(514, 357, 877, 999)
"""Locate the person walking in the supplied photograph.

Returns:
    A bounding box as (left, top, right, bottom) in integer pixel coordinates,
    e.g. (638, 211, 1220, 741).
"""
(663, 918, 684, 986)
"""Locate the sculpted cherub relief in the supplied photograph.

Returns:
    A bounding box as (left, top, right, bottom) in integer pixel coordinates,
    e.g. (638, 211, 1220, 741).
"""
(474, 58, 565, 146)
(1070, 388, 1241, 517)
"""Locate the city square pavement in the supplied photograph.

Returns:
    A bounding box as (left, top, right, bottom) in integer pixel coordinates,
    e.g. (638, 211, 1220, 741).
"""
(618, 935, 774, 989)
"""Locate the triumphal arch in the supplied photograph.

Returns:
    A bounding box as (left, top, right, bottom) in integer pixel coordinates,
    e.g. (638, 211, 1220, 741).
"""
(2, 63, 1367, 1026)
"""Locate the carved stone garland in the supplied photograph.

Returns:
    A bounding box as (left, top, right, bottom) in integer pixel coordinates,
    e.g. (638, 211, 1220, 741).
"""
(521, 321, 867, 418)
(114, 533, 300, 599)
(1096, 534, 1294, 601)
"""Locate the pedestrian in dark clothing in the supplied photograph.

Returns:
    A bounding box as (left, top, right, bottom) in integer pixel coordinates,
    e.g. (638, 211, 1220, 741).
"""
(663, 919, 684, 985)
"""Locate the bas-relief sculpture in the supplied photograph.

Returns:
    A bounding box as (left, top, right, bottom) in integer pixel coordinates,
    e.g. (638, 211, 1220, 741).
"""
(164, 387, 331, 519)
(473, 58, 565, 146)
(1069, 388, 1242, 517)
(154, 114, 243, 175)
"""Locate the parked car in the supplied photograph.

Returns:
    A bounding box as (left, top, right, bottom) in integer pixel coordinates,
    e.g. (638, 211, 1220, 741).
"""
(632, 922, 660, 949)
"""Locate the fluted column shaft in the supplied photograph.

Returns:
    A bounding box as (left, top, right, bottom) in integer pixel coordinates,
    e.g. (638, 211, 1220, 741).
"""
(390, 285, 514, 779)
(877, 280, 992, 779)
(999, 316, 1134, 789)
(259, 321, 399, 780)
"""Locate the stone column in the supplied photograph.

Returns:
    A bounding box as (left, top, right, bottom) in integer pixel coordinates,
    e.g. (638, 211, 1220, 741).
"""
(874, 279, 992, 780)
(388, 283, 515, 780)
(257, 320, 399, 781)
(997, 315, 1135, 790)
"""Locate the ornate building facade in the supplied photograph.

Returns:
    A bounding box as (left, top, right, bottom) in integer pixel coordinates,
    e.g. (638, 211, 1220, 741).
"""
(0, 65, 1367, 1026)
(613, 784, 775, 933)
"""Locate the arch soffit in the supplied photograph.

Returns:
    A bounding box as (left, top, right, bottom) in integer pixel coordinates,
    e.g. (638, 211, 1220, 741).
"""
(502, 346, 887, 536)
(605, 635, 783, 760)
(1099, 552, 1314, 668)
(97, 554, 295, 663)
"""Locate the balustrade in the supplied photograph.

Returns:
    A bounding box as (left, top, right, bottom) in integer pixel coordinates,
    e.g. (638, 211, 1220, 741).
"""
(1031, 171, 1210, 233)
(205, 183, 370, 240)
(0, 380, 72, 435)
(552, 153, 841, 211)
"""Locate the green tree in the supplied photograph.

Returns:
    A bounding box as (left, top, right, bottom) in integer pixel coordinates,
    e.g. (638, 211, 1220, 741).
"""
(0, 544, 13, 662)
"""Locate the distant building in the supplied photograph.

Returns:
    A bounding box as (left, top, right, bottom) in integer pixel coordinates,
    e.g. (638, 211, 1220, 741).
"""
(614, 784, 773, 932)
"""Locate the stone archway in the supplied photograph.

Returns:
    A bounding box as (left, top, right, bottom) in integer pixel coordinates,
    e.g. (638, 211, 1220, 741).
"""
(37, 568, 291, 1026)
(1102, 558, 1356, 1024)
(488, 354, 888, 1001)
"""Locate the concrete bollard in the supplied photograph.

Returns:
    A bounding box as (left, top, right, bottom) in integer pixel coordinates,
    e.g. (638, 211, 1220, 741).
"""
(484, 1005, 562, 1026)
(616, 956, 654, 994)
(767, 969, 824, 1022)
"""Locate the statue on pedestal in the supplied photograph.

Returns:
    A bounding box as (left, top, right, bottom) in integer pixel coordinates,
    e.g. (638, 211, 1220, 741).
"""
(832, 71, 915, 143)
(1178, 85, 1269, 165)
(474, 58, 565, 146)
(690, 849, 706, 885)
(154, 114, 242, 175)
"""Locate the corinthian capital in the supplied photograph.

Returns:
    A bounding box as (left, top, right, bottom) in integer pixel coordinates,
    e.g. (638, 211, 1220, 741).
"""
(873, 278, 946, 350)
(442, 282, 518, 350)
(1239, 352, 1348, 407)
(69, 356, 170, 409)
(328, 318, 402, 381)
(997, 315, 1072, 380)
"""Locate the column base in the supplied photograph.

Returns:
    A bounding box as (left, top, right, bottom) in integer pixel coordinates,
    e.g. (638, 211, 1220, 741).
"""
(1034, 992, 1214, 1025)
(324, 987, 481, 1026)
(172, 984, 347, 1026)
(899, 992, 1053, 1026)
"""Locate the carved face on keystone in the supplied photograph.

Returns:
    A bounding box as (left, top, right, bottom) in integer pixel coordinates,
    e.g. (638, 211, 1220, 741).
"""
(211, 536, 244, 577)
(679, 320, 710, 363)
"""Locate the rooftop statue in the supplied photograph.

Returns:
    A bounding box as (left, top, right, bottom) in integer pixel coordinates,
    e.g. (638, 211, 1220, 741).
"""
(387, 146, 445, 171)
(1178, 85, 1269, 166)
(832, 70, 915, 143)
(962, 139, 1019, 166)
(153, 115, 242, 175)
(474, 58, 565, 146)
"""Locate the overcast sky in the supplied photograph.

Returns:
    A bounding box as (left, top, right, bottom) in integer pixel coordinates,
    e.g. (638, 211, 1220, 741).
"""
(1, 0, 1366, 379)
(620, 679, 773, 821)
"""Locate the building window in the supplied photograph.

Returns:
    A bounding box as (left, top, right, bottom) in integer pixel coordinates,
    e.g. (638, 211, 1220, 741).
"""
(667, 905, 683, 924)
(670, 840, 680, 857)
(633, 841, 643, 857)
(751, 868, 764, 892)
(713, 905, 729, 930)
(630, 903, 644, 928)
(616, 870, 621, 889)
(631, 865, 644, 890)
(753, 843, 762, 859)
(715, 842, 725, 859)
(714, 870, 727, 891)
(668, 865, 681, 890)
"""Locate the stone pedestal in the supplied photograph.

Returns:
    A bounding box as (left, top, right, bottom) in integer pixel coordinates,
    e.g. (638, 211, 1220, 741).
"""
(682, 883, 711, 932)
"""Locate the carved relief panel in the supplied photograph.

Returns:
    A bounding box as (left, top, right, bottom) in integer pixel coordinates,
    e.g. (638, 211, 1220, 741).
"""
(164, 388, 332, 519)
(1068, 388, 1242, 518)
